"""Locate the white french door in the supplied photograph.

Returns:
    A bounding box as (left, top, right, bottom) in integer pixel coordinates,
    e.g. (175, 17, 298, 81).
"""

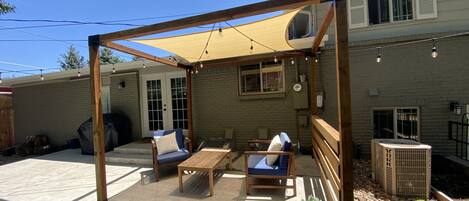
(140, 72, 188, 137)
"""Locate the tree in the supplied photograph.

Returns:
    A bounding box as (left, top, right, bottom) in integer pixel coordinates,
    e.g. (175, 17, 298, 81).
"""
(0, 0, 15, 15)
(58, 45, 85, 70)
(100, 48, 125, 64)
(132, 56, 145, 61)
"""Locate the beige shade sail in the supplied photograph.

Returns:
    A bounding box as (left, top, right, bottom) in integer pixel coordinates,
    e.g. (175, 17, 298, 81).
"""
(131, 8, 305, 63)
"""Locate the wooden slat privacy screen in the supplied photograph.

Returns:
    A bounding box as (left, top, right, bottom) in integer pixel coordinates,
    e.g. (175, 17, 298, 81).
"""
(0, 95, 14, 150)
(312, 115, 341, 201)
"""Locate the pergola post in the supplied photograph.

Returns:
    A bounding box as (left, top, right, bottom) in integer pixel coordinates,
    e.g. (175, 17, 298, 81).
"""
(88, 35, 108, 201)
(333, 0, 353, 201)
(186, 69, 194, 147)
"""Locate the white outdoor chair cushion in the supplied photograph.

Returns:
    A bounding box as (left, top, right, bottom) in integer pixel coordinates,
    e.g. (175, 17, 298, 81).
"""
(266, 135, 282, 166)
(154, 132, 179, 155)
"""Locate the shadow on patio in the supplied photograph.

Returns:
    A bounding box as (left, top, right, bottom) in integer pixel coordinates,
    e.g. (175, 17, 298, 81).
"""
(110, 154, 326, 201)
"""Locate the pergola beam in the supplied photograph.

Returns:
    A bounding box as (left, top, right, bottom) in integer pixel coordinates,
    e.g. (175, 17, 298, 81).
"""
(333, 0, 354, 200)
(101, 41, 189, 69)
(88, 35, 107, 201)
(99, 0, 330, 42)
(312, 3, 335, 53)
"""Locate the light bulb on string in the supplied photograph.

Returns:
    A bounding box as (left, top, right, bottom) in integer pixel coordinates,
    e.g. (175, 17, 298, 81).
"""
(305, 56, 309, 61)
(191, 70, 194, 74)
(315, 57, 319, 63)
(200, 62, 204, 68)
(142, 62, 146, 69)
(77, 70, 81, 77)
(376, 48, 382, 63)
(112, 64, 116, 73)
(0, 72, 2, 84)
(195, 69, 199, 74)
(431, 39, 438, 58)
(274, 56, 278, 63)
(40, 69, 44, 81)
(218, 22, 222, 33)
(250, 39, 253, 51)
(290, 58, 295, 65)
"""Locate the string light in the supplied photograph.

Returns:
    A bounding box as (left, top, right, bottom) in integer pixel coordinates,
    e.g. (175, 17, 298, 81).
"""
(274, 56, 278, 63)
(0, 72, 2, 84)
(431, 39, 438, 58)
(77, 69, 81, 77)
(191, 70, 194, 74)
(200, 62, 204, 68)
(250, 39, 254, 51)
(112, 64, 116, 73)
(305, 56, 309, 61)
(376, 48, 382, 63)
(40, 69, 44, 81)
(315, 57, 319, 63)
(290, 58, 295, 65)
(195, 69, 199, 74)
(218, 22, 222, 33)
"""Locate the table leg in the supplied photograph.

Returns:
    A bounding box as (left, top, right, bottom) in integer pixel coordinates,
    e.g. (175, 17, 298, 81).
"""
(227, 152, 232, 170)
(209, 170, 214, 196)
(178, 167, 183, 193)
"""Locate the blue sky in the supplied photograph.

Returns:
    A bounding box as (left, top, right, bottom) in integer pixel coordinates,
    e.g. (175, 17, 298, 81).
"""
(0, 0, 278, 78)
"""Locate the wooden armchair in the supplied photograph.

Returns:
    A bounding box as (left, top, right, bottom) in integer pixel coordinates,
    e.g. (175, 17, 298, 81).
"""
(151, 128, 192, 181)
(244, 132, 296, 196)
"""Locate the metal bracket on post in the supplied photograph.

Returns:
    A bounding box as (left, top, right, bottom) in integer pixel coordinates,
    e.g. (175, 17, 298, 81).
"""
(88, 35, 101, 47)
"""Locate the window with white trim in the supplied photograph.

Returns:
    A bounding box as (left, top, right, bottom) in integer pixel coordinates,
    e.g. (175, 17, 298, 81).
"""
(239, 60, 284, 95)
(373, 107, 419, 141)
(348, 0, 437, 28)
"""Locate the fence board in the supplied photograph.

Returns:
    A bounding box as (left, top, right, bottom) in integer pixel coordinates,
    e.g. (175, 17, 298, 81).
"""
(312, 115, 340, 154)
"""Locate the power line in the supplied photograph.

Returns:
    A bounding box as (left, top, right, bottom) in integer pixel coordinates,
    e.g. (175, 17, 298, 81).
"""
(0, 39, 86, 42)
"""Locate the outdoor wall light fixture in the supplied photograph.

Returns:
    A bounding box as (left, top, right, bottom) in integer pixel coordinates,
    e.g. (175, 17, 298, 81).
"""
(450, 101, 463, 115)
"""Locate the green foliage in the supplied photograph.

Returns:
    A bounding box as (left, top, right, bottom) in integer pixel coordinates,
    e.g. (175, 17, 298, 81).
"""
(58, 45, 85, 70)
(99, 48, 125, 64)
(131, 56, 145, 61)
(0, 0, 15, 15)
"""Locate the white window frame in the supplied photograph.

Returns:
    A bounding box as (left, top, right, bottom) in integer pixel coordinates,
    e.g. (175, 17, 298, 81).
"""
(372, 107, 421, 141)
(238, 60, 286, 96)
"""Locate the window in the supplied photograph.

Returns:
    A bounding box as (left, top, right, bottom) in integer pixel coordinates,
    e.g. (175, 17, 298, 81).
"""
(373, 107, 419, 141)
(288, 6, 314, 40)
(239, 60, 284, 95)
(368, 0, 413, 25)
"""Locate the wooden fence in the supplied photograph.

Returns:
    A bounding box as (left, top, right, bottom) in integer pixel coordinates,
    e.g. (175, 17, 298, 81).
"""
(0, 95, 14, 150)
(312, 115, 341, 201)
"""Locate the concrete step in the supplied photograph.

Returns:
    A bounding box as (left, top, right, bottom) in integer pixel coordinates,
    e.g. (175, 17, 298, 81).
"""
(105, 151, 153, 166)
(113, 142, 153, 155)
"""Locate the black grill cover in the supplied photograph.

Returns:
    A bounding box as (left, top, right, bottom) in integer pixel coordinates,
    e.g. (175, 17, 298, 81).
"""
(77, 113, 132, 155)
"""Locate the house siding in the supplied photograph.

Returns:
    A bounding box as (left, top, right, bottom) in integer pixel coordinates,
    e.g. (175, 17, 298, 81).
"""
(315, 0, 469, 42)
(12, 79, 91, 146)
(192, 59, 313, 150)
(110, 73, 141, 141)
(316, 35, 469, 157)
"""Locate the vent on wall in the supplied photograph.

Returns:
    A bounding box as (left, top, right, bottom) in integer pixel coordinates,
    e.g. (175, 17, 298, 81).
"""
(371, 139, 431, 199)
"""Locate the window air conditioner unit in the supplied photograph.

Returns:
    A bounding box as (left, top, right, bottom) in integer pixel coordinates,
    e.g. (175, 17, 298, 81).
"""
(371, 139, 431, 199)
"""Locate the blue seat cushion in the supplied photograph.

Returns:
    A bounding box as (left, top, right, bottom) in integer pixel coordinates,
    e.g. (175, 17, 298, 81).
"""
(157, 148, 190, 164)
(153, 128, 185, 149)
(247, 155, 287, 176)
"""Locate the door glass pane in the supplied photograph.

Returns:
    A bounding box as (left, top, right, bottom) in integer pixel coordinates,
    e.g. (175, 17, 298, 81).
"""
(373, 110, 394, 139)
(146, 80, 163, 130)
(170, 77, 188, 129)
(396, 108, 418, 140)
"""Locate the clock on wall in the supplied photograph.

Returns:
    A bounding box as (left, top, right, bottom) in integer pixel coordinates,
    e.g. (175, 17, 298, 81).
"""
(293, 83, 302, 92)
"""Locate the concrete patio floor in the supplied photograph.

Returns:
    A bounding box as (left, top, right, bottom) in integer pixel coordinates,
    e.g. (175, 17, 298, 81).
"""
(110, 154, 326, 201)
(0, 149, 151, 201)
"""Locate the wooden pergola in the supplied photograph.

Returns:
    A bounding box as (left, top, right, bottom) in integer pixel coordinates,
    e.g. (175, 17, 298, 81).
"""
(88, 0, 352, 200)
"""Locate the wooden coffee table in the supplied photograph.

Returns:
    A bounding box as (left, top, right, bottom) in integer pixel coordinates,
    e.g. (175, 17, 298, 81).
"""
(178, 148, 232, 196)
